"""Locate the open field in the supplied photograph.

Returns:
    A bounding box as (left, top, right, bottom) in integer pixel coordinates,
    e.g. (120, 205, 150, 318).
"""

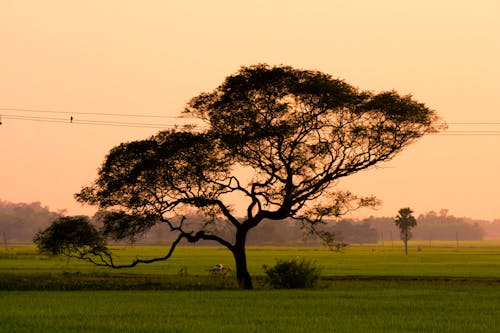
(1, 281, 499, 333)
(2, 241, 500, 279)
(1, 242, 500, 332)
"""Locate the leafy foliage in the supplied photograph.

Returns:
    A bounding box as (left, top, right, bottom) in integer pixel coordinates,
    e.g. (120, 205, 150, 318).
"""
(394, 208, 417, 239)
(263, 257, 321, 288)
(34, 216, 107, 257)
(94, 211, 160, 242)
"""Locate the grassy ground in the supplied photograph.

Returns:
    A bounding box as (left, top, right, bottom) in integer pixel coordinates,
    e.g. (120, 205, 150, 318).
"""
(1, 281, 499, 333)
(1, 242, 500, 332)
(2, 241, 500, 278)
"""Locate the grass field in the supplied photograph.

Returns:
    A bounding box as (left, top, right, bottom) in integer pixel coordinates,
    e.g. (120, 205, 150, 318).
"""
(1, 242, 500, 332)
(2, 241, 500, 278)
(1, 281, 499, 332)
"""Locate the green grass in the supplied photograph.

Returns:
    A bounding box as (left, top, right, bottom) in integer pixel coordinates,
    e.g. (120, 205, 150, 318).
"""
(1, 280, 499, 333)
(2, 242, 500, 279)
(1, 242, 500, 332)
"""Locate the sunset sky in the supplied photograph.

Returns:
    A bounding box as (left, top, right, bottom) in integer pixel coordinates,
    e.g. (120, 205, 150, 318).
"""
(1, 0, 499, 220)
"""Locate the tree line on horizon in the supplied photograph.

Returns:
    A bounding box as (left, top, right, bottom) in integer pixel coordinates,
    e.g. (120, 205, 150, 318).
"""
(0, 200, 496, 245)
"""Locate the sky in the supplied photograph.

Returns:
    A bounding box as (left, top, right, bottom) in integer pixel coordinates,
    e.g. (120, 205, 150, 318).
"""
(1, 0, 499, 220)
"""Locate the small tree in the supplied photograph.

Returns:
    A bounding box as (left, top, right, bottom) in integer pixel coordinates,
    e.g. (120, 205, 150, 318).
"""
(394, 208, 417, 255)
(35, 64, 443, 289)
(34, 216, 107, 258)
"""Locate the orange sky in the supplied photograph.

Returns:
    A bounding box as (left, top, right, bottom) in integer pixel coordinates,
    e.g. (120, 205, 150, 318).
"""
(1, 0, 499, 220)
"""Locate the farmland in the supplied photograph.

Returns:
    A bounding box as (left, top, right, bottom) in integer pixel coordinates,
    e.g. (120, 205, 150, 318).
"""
(2, 241, 500, 279)
(1, 242, 500, 332)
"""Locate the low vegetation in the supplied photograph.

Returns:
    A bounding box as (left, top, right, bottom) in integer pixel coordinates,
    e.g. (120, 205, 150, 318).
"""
(263, 257, 321, 288)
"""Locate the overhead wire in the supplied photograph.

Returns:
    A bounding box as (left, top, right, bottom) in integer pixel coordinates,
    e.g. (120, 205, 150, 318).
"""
(1, 107, 500, 135)
(0, 107, 182, 119)
(0, 107, 207, 130)
(2, 114, 191, 129)
(439, 122, 500, 136)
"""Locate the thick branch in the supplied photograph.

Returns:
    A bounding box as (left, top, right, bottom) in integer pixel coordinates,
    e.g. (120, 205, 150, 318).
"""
(71, 232, 185, 268)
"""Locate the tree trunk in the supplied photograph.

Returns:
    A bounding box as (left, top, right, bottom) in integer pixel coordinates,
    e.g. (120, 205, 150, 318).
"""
(404, 230, 408, 256)
(233, 249, 253, 289)
(233, 230, 253, 289)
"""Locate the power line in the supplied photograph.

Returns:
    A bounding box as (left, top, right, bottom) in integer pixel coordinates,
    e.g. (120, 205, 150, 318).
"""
(1, 114, 207, 130)
(3, 118, 500, 136)
(0, 107, 183, 119)
(448, 122, 500, 125)
(438, 123, 500, 136)
(3, 107, 500, 125)
(3, 114, 175, 127)
(2, 107, 500, 135)
(436, 133, 500, 136)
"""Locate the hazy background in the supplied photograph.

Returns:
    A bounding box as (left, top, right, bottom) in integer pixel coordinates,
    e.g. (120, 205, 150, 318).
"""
(1, 0, 499, 220)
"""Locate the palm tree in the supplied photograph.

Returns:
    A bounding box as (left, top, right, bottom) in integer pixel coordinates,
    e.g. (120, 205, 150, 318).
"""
(394, 208, 417, 256)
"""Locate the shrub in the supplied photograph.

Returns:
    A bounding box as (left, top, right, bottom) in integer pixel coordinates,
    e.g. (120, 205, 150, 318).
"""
(263, 257, 321, 289)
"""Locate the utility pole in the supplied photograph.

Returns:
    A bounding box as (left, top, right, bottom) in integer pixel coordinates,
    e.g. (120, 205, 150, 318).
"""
(3, 231, 7, 250)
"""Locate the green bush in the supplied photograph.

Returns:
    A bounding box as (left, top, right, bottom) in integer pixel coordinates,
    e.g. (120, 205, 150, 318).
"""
(263, 257, 321, 289)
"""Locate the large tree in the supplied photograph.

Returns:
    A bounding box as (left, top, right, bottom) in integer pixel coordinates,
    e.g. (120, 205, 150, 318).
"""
(36, 64, 443, 289)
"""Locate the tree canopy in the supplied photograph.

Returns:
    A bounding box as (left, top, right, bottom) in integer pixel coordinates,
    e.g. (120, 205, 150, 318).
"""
(34, 216, 106, 257)
(37, 64, 443, 288)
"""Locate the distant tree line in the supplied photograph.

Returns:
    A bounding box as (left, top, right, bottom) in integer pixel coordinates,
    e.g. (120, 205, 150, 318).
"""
(0, 200, 61, 243)
(365, 210, 485, 243)
(0, 200, 496, 244)
(137, 216, 379, 245)
(135, 211, 487, 245)
(139, 210, 487, 245)
(469, 218, 500, 239)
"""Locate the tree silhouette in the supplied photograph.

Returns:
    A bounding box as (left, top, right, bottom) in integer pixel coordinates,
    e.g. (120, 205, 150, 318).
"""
(394, 207, 417, 255)
(35, 64, 443, 289)
(34, 216, 106, 257)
